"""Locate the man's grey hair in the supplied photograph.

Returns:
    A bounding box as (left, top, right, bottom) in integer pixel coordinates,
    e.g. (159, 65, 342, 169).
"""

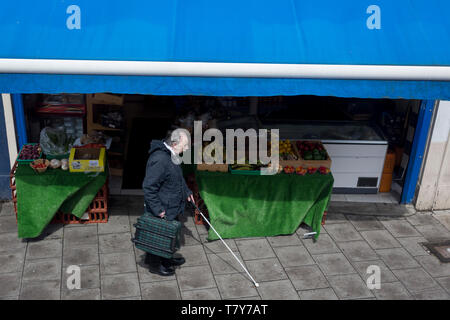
(164, 129, 188, 146)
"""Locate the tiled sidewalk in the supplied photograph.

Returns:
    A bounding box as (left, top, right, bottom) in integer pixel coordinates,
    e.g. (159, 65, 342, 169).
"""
(0, 196, 449, 300)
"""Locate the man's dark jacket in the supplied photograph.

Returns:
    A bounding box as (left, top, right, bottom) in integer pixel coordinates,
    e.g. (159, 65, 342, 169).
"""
(143, 140, 192, 221)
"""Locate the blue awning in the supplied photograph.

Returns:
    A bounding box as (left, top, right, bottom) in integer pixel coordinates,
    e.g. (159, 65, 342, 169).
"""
(0, 0, 449, 99)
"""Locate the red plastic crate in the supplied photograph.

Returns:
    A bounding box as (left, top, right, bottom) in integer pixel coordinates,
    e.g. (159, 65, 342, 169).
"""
(10, 161, 109, 225)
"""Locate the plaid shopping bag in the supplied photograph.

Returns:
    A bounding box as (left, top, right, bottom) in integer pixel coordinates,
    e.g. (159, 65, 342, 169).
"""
(132, 212, 182, 259)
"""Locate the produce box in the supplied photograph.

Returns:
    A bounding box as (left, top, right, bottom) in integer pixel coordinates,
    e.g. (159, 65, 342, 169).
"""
(16, 143, 42, 164)
(295, 141, 332, 169)
(69, 147, 106, 172)
(197, 163, 229, 172)
(277, 139, 303, 168)
(229, 165, 261, 175)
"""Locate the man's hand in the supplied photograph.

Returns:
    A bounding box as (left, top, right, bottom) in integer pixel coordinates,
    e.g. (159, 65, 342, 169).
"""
(159, 211, 166, 218)
(187, 194, 195, 204)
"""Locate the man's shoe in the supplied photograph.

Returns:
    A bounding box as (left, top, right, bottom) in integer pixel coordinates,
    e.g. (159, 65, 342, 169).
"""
(148, 264, 175, 276)
(169, 257, 186, 266)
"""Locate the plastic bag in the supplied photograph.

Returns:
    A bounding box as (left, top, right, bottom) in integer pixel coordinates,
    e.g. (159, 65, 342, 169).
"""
(39, 127, 75, 156)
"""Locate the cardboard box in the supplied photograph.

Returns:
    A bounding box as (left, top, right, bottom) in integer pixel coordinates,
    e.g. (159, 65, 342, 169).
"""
(69, 147, 106, 172)
(88, 93, 124, 106)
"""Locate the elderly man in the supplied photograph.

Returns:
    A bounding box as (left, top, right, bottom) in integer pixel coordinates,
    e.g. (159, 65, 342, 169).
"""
(142, 129, 194, 276)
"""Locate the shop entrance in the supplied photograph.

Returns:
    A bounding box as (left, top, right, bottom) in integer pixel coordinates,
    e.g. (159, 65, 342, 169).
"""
(19, 93, 421, 204)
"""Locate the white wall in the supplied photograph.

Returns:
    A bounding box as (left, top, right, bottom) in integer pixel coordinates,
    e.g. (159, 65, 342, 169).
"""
(416, 100, 450, 210)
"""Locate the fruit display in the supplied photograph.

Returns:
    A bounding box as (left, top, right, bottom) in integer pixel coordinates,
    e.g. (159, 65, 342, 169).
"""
(231, 160, 268, 171)
(18, 144, 42, 162)
(279, 140, 298, 160)
(318, 166, 331, 174)
(296, 141, 328, 160)
(283, 166, 295, 174)
(296, 166, 307, 175)
(30, 159, 50, 173)
(308, 167, 318, 174)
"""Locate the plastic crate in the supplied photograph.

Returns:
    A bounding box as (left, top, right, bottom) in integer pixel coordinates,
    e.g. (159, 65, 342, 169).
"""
(16, 143, 43, 164)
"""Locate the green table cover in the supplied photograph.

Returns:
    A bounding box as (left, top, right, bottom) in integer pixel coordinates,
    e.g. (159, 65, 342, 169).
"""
(15, 163, 107, 238)
(195, 171, 333, 241)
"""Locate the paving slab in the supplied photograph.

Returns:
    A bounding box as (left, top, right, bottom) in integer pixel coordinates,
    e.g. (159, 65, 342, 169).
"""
(397, 236, 429, 257)
(100, 252, 137, 275)
(26, 238, 62, 260)
(141, 280, 181, 300)
(23, 257, 61, 281)
(245, 258, 287, 282)
(406, 213, 442, 226)
(273, 246, 315, 268)
(62, 288, 101, 300)
(32, 224, 64, 240)
(326, 274, 375, 299)
(372, 281, 413, 300)
(412, 288, 450, 300)
(324, 223, 363, 242)
(63, 245, 99, 267)
(415, 224, 450, 241)
(313, 253, 356, 276)
(61, 264, 100, 291)
(203, 239, 238, 253)
(266, 234, 302, 247)
(214, 273, 259, 299)
(0, 251, 25, 274)
(337, 241, 379, 262)
(379, 219, 421, 237)
(301, 234, 341, 255)
(328, 202, 378, 215)
(375, 248, 420, 270)
(180, 227, 202, 247)
(352, 260, 398, 284)
(177, 244, 209, 267)
(99, 232, 134, 254)
(415, 255, 450, 277)
(435, 277, 450, 293)
(207, 252, 245, 275)
(235, 238, 275, 260)
(0, 201, 14, 216)
(63, 225, 98, 248)
(0, 272, 21, 298)
(20, 280, 61, 300)
(257, 280, 299, 300)
(0, 215, 18, 233)
(285, 265, 329, 291)
(181, 288, 221, 300)
(176, 265, 216, 291)
(298, 288, 338, 300)
(392, 268, 441, 293)
(101, 273, 140, 299)
(360, 230, 402, 249)
(0, 232, 27, 254)
(345, 215, 385, 231)
(375, 203, 410, 215)
(98, 214, 130, 235)
(321, 212, 348, 224)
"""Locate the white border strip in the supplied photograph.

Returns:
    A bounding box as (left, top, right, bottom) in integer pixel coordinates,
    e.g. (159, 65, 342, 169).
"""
(1, 94, 17, 169)
(0, 58, 450, 81)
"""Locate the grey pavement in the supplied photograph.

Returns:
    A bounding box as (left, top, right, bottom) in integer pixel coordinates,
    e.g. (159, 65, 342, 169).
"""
(0, 196, 449, 300)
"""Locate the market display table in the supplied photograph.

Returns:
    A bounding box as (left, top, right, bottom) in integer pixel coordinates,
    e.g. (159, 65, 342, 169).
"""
(14, 163, 107, 238)
(195, 170, 333, 241)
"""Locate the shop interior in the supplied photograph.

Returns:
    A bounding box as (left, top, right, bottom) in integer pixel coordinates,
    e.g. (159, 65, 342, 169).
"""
(20, 93, 421, 204)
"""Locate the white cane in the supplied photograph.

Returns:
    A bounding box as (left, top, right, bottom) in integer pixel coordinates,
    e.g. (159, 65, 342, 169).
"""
(190, 201, 260, 287)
